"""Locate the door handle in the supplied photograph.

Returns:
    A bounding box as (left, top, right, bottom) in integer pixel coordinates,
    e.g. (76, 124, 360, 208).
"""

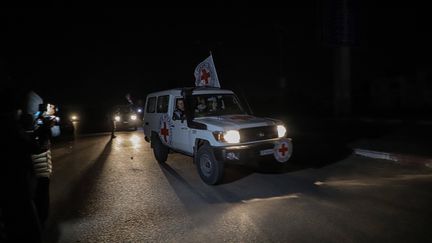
(170, 125, 175, 128)
(181, 127, 188, 130)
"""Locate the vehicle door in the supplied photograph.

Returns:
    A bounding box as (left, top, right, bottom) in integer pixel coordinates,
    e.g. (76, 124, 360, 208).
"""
(143, 96, 157, 137)
(170, 96, 192, 154)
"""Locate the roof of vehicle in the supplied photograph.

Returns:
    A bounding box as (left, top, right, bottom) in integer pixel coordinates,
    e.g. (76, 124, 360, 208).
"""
(113, 104, 135, 113)
(146, 87, 235, 97)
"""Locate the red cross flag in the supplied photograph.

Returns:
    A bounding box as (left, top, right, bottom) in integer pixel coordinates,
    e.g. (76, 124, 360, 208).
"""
(194, 54, 221, 88)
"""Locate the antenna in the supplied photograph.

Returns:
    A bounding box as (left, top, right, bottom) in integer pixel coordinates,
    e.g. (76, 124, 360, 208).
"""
(236, 84, 253, 115)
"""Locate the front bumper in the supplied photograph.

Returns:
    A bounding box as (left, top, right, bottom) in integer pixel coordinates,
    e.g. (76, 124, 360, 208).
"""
(212, 138, 292, 164)
(115, 120, 139, 128)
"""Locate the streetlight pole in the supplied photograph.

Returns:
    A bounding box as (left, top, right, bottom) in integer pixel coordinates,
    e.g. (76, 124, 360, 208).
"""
(323, 0, 357, 116)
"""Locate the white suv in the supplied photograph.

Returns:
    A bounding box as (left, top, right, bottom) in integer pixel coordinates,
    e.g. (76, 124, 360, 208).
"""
(143, 87, 292, 185)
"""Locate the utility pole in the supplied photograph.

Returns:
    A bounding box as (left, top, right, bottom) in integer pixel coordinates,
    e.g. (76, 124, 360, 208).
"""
(276, 23, 287, 109)
(334, 40, 351, 116)
(323, 0, 358, 116)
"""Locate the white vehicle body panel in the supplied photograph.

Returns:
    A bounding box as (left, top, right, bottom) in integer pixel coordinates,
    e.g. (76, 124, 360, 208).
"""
(143, 88, 287, 155)
(194, 115, 276, 131)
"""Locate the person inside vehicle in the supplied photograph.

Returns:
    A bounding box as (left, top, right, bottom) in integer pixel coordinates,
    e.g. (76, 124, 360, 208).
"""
(173, 98, 185, 120)
(195, 96, 207, 113)
(208, 97, 218, 112)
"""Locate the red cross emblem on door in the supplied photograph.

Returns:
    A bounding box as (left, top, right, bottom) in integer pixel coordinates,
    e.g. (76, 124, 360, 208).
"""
(159, 114, 172, 145)
(160, 122, 169, 143)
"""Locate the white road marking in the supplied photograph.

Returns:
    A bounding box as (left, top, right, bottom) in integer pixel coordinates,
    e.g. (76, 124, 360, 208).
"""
(241, 194, 300, 203)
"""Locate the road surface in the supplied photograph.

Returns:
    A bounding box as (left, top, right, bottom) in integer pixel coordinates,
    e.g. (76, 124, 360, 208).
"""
(45, 130, 432, 242)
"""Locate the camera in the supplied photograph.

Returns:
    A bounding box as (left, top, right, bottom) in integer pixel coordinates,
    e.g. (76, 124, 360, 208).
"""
(36, 103, 60, 126)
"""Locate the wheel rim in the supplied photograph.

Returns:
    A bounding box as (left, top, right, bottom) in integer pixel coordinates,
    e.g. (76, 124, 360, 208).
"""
(199, 154, 213, 177)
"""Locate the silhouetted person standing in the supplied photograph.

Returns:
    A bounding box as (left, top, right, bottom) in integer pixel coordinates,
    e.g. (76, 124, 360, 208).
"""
(110, 107, 117, 139)
(0, 85, 42, 243)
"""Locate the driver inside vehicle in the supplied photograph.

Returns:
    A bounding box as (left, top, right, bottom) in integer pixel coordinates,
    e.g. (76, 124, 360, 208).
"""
(173, 98, 186, 120)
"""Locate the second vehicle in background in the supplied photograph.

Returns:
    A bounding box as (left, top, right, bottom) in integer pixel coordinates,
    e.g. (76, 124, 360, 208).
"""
(112, 105, 140, 131)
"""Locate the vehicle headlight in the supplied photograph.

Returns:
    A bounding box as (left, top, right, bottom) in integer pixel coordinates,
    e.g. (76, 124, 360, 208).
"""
(277, 125, 287, 138)
(225, 130, 240, 143)
(115, 116, 121, 122)
(130, 115, 137, 120)
(213, 130, 240, 143)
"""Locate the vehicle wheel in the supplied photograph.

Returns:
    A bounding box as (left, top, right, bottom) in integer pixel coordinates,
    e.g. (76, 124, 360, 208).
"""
(152, 135, 169, 163)
(196, 144, 224, 185)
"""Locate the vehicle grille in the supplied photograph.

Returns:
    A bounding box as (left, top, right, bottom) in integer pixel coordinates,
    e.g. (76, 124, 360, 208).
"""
(239, 126, 278, 143)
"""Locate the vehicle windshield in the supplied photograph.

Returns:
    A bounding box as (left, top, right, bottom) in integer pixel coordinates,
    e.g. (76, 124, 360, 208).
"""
(115, 105, 134, 114)
(192, 94, 247, 117)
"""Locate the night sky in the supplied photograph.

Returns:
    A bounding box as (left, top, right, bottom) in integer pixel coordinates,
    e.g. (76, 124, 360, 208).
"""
(2, 4, 431, 116)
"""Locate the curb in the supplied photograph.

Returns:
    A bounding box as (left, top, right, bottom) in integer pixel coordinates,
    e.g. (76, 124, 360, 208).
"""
(354, 148, 432, 169)
(359, 117, 432, 126)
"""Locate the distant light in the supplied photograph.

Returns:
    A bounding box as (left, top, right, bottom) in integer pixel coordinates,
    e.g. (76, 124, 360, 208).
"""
(130, 115, 137, 120)
(115, 116, 121, 122)
(314, 181, 324, 186)
(71, 115, 78, 121)
(137, 108, 142, 113)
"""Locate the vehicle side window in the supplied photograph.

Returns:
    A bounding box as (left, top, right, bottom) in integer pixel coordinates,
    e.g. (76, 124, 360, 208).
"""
(157, 95, 169, 113)
(146, 97, 156, 113)
(172, 97, 185, 120)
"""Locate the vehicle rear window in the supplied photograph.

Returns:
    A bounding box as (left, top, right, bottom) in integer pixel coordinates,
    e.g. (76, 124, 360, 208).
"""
(146, 97, 156, 113)
(156, 95, 169, 113)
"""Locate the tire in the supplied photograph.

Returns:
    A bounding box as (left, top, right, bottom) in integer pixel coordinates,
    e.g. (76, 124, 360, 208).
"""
(196, 144, 224, 185)
(152, 135, 169, 163)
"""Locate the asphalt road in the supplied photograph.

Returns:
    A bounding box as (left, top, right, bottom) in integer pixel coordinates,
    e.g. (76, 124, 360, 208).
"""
(45, 130, 432, 242)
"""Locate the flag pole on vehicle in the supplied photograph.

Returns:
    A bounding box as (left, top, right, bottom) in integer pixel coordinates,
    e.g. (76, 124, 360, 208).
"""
(194, 51, 221, 88)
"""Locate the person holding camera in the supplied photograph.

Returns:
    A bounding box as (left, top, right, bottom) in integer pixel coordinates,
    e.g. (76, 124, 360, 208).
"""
(31, 103, 59, 226)
(24, 92, 60, 227)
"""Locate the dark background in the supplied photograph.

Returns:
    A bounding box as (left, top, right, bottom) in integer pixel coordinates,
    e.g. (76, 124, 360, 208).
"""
(1, 4, 431, 125)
